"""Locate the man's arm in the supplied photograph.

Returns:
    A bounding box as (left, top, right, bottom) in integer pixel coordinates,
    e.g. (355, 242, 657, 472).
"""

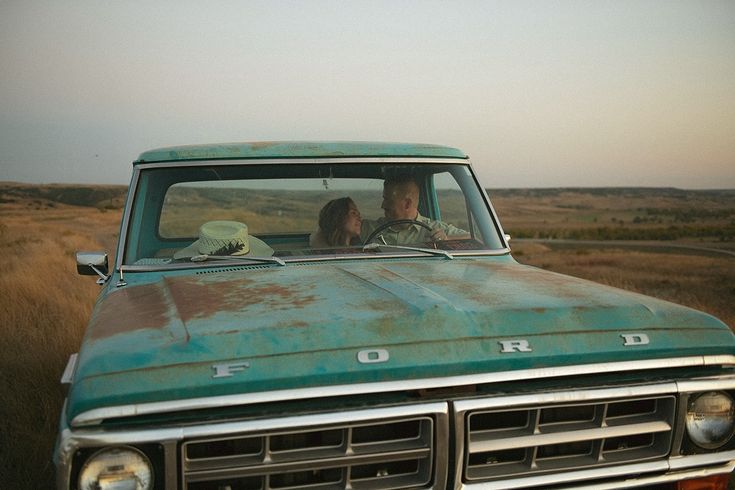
(360, 218, 379, 242)
(429, 220, 470, 241)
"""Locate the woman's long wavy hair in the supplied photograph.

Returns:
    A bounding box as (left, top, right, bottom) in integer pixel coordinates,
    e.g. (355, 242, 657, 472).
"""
(318, 197, 358, 246)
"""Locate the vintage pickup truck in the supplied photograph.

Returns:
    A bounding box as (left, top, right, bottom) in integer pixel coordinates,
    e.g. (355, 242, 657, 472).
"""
(56, 142, 735, 490)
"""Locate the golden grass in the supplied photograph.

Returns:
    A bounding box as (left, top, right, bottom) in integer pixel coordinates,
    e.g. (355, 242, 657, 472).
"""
(0, 201, 120, 488)
(492, 188, 735, 241)
(492, 189, 735, 228)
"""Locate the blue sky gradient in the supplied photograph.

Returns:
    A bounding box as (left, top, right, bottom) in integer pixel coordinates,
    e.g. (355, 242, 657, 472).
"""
(1, 0, 733, 188)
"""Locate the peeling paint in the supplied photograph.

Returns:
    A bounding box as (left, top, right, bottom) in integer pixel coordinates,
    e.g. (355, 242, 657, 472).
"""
(165, 275, 319, 324)
(87, 283, 170, 340)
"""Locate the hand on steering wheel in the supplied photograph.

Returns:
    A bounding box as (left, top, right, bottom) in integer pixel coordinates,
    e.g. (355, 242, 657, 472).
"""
(363, 219, 434, 245)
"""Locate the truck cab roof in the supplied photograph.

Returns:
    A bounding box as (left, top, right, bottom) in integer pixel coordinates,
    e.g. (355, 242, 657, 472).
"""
(135, 141, 468, 164)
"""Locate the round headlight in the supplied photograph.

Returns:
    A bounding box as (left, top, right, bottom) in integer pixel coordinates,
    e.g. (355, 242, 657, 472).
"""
(686, 391, 735, 449)
(78, 446, 153, 490)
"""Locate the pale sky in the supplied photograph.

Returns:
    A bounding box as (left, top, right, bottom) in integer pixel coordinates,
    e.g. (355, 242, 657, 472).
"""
(1, 0, 733, 188)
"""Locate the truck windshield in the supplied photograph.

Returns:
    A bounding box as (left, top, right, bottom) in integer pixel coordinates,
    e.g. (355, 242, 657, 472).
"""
(122, 162, 506, 266)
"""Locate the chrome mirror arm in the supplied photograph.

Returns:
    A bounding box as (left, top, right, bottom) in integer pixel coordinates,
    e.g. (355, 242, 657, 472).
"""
(88, 264, 110, 285)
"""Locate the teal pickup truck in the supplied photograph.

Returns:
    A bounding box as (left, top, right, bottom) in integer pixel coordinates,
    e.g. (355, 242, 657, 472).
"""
(56, 142, 735, 490)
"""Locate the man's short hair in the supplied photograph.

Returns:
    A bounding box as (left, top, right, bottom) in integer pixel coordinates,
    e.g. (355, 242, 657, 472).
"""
(384, 175, 419, 199)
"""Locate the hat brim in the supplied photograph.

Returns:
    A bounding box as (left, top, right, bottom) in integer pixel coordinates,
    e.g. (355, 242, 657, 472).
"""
(173, 236, 274, 260)
(246, 236, 274, 257)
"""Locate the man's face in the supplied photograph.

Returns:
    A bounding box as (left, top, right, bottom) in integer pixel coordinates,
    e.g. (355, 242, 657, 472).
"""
(381, 182, 413, 220)
(381, 183, 401, 220)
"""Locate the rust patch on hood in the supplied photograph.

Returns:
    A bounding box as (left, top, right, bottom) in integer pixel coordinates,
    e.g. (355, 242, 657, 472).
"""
(164, 275, 319, 324)
(87, 283, 170, 340)
(465, 261, 610, 301)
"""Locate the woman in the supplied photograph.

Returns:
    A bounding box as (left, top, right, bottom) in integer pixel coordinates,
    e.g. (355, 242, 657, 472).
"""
(310, 197, 362, 247)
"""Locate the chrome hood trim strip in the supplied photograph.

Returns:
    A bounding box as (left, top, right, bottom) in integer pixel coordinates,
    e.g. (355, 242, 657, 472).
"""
(71, 355, 735, 427)
(453, 383, 681, 413)
(63, 402, 447, 447)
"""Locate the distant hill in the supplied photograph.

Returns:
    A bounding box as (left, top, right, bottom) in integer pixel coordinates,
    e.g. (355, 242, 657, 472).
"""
(1, 182, 734, 241)
(0, 183, 128, 209)
(2, 183, 733, 209)
(487, 187, 735, 199)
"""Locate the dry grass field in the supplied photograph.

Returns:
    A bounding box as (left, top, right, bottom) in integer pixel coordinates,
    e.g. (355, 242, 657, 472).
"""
(0, 184, 123, 489)
(491, 187, 735, 242)
(0, 183, 732, 488)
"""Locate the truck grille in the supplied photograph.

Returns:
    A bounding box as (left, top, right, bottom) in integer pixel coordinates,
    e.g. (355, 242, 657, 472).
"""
(458, 395, 676, 483)
(181, 411, 440, 489)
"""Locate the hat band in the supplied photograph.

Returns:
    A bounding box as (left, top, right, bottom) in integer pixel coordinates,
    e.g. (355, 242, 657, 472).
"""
(198, 237, 249, 255)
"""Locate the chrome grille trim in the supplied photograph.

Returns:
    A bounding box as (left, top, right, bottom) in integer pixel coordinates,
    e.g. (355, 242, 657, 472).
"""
(56, 377, 735, 489)
(180, 403, 447, 489)
(468, 420, 672, 453)
(455, 386, 679, 485)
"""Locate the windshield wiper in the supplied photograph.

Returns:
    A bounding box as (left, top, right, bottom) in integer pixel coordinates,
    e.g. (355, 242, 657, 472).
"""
(190, 254, 286, 266)
(362, 242, 454, 259)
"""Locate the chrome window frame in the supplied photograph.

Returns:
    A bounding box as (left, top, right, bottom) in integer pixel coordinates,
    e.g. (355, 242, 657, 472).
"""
(115, 157, 511, 273)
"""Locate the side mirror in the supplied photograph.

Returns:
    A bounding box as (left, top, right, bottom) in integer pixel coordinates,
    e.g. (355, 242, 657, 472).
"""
(76, 251, 109, 280)
(504, 234, 512, 242)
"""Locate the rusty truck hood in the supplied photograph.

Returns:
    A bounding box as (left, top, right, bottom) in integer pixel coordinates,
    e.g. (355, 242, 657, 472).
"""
(67, 256, 734, 424)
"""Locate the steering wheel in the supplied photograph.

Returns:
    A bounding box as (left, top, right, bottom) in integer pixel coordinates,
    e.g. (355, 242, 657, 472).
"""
(363, 219, 434, 245)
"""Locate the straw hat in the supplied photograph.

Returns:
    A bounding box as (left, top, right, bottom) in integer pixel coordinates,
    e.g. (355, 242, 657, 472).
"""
(173, 221, 273, 259)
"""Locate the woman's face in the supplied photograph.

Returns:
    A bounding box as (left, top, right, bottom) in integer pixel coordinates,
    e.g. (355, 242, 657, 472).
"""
(343, 202, 362, 238)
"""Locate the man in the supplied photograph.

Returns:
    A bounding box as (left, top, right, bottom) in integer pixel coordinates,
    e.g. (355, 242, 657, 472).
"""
(361, 176, 468, 245)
